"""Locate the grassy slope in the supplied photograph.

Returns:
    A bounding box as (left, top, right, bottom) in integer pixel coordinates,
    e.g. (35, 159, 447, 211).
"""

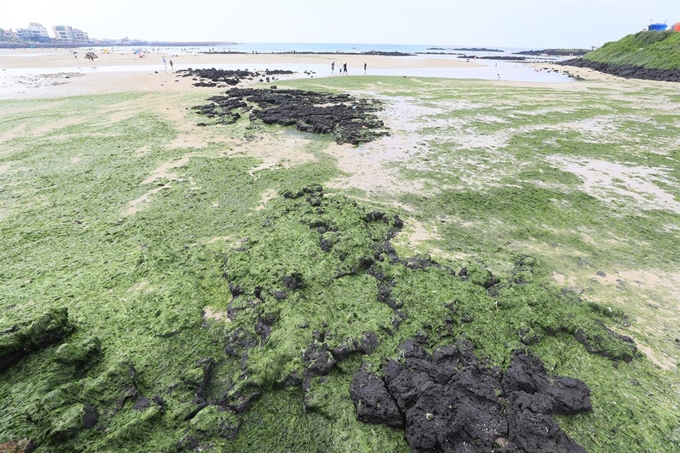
(0, 77, 679, 452)
(583, 30, 680, 69)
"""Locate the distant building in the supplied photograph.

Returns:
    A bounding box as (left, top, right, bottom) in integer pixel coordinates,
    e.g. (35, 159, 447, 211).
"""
(0, 28, 18, 42)
(29, 23, 50, 38)
(15, 22, 51, 43)
(72, 28, 89, 44)
(52, 25, 90, 44)
(53, 25, 73, 42)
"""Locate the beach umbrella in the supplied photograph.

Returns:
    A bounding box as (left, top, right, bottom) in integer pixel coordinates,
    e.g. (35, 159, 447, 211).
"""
(85, 52, 98, 59)
(673, 22, 680, 32)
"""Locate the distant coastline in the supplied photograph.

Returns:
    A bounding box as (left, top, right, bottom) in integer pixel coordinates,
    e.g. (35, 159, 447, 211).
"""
(514, 48, 590, 57)
(0, 41, 238, 49)
(427, 47, 504, 52)
(202, 50, 414, 57)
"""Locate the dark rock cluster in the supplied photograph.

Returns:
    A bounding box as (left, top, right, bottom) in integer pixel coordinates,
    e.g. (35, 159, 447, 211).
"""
(192, 88, 390, 145)
(515, 49, 589, 57)
(351, 340, 591, 453)
(458, 55, 528, 61)
(452, 47, 504, 52)
(561, 59, 680, 83)
(177, 67, 295, 87)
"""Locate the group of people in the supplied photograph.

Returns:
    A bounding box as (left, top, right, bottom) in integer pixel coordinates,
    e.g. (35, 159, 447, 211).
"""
(162, 56, 174, 71)
(331, 61, 368, 75)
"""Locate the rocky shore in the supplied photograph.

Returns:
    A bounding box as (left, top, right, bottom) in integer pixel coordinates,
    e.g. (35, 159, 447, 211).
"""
(561, 58, 680, 82)
(516, 49, 589, 57)
(192, 88, 389, 145)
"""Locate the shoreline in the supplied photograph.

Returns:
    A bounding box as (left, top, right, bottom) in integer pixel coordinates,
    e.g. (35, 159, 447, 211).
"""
(1, 49, 579, 100)
(2, 48, 675, 101)
(0, 48, 479, 70)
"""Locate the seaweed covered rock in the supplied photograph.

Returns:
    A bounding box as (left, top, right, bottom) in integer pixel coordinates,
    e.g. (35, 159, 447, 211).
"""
(331, 331, 380, 361)
(352, 342, 591, 453)
(178, 67, 295, 87)
(574, 321, 637, 362)
(180, 358, 215, 402)
(0, 308, 74, 373)
(303, 342, 336, 378)
(48, 404, 96, 442)
(192, 88, 389, 145)
(177, 405, 241, 450)
(0, 439, 37, 453)
(53, 337, 101, 367)
(80, 360, 140, 409)
(218, 184, 636, 448)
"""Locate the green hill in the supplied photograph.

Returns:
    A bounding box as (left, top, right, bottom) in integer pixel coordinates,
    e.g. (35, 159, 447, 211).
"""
(584, 30, 680, 70)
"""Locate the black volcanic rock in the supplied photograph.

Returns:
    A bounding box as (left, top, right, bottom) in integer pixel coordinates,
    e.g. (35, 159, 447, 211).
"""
(350, 365, 404, 428)
(192, 88, 389, 145)
(561, 58, 680, 83)
(178, 68, 295, 87)
(351, 342, 591, 453)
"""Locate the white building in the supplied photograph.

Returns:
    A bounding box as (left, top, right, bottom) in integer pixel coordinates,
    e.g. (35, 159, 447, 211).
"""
(28, 22, 49, 38)
(0, 28, 18, 42)
(52, 25, 90, 44)
(72, 28, 89, 44)
(15, 23, 51, 43)
(52, 25, 74, 42)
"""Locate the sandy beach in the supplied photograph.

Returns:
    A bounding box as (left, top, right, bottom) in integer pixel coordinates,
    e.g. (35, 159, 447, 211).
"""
(3, 47, 668, 101)
(0, 48, 487, 99)
(0, 48, 481, 70)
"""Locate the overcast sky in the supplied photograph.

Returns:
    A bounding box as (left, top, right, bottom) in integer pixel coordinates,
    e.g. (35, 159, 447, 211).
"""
(2, 0, 679, 48)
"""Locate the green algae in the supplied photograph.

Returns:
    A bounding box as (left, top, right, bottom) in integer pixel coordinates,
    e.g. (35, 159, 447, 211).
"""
(0, 308, 74, 373)
(0, 78, 679, 452)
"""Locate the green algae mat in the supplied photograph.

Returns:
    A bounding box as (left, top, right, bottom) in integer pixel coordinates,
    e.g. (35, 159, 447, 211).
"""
(1, 76, 679, 452)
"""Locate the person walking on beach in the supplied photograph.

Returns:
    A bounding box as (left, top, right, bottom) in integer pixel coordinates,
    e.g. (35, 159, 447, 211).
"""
(162, 56, 167, 70)
(169, 59, 174, 71)
(342, 62, 347, 75)
(331, 61, 335, 74)
(364, 62, 367, 74)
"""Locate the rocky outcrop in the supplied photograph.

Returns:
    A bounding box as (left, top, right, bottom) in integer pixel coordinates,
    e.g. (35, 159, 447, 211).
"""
(458, 55, 528, 61)
(0, 308, 74, 373)
(192, 88, 389, 145)
(351, 340, 591, 453)
(561, 59, 680, 82)
(178, 68, 295, 87)
(515, 49, 589, 57)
